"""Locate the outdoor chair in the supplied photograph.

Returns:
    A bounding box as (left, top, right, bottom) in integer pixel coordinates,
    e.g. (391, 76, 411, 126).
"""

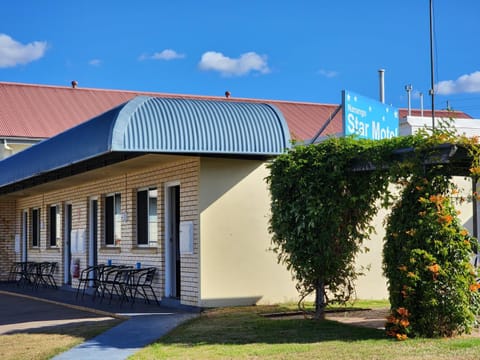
(8, 262, 24, 283)
(20, 262, 40, 287)
(129, 267, 160, 306)
(76, 264, 103, 299)
(107, 267, 135, 305)
(36, 262, 57, 289)
(98, 265, 131, 303)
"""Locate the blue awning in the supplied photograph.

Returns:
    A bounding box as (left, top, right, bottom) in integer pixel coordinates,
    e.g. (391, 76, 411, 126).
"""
(0, 96, 291, 190)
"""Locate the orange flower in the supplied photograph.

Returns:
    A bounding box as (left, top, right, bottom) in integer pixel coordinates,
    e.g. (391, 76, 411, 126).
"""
(386, 315, 397, 324)
(427, 264, 440, 274)
(451, 188, 459, 195)
(469, 283, 480, 292)
(407, 272, 416, 278)
(438, 214, 453, 224)
(396, 333, 408, 341)
(399, 319, 410, 328)
(460, 229, 469, 236)
(397, 307, 409, 317)
(470, 167, 480, 176)
(398, 265, 407, 272)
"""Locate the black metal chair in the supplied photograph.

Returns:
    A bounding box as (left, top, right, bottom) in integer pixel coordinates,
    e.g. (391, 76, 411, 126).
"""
(108, 268, 135, 305)
(36, 262, 57, 289)
(130, 267, 160, 306)
(22, 262, 40, 287)
(76, 264, 103, 299)
(98, 265, 131, 303)
(8, 262, 24, 283)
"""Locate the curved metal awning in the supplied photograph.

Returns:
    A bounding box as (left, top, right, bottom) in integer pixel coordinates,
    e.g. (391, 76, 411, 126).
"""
(0, 96, 291, 193)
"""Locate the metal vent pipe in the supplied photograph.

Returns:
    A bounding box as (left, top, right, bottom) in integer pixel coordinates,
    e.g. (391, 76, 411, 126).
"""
(378, 69, 385, 104)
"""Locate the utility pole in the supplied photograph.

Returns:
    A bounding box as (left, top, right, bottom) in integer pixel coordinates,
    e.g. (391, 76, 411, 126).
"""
(429, 0, 436, 129)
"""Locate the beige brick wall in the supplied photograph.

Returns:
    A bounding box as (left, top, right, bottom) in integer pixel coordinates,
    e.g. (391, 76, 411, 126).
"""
(0, 198, 17, 279)
(7, 156, 200, 306)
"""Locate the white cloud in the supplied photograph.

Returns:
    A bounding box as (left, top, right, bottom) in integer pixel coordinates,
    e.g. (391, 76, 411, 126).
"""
(436, 71, 480, 95)
(318, 69, 338, 78)
(89, 59, 102, 66)
(0, 33, 47, 68)
(198, 51, 270, 76)
(139, 49, 185, 61)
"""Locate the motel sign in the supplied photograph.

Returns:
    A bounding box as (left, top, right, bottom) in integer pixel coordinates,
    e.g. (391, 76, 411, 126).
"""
(342, 90, 399, 140)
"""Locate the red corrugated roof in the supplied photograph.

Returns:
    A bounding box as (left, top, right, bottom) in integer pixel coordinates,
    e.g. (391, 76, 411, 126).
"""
(0, 81, 473, 142)
(0, 82, 343, 141)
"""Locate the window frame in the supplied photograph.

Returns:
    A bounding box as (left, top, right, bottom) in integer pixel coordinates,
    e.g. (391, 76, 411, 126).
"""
(104, 193, 121, 246)
(48, 204, 61, 247)
(136, 187, 158, 247)
(31, 208, 41, 248)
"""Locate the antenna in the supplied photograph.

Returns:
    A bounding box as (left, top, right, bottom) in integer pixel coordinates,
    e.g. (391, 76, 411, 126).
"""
(420, 92, 424, 117)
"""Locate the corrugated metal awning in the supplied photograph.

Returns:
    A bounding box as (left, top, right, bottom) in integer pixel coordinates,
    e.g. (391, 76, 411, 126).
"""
(0, 96, 291, 192)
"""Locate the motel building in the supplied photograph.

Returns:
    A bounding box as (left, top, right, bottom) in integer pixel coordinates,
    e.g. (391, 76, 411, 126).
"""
(0, 81, 477, 308)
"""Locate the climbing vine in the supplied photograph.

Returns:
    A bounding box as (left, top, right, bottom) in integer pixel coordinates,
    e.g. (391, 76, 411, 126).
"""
(268, 123, 480, 335)
(384, 123, 480, 338)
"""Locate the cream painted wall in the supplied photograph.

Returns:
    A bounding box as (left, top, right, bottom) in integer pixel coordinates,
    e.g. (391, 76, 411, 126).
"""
(0, 141, 33, 159)
(354, 205, 389, 300)
(199, 158, 300, 307)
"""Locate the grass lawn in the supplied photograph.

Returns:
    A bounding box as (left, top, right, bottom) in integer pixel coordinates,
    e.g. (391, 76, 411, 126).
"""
(131, 301, 480, 360)
(0, 318, 122, 360)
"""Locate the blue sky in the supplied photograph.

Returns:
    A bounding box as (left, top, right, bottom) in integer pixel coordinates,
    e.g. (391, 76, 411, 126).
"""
(1, 1, 480, 117)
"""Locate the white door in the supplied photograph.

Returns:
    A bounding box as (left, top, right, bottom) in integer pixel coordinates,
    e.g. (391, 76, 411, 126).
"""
(88, 198, 98, 268)
(165, 183, 180, 298)
(63, 203, 72, 285)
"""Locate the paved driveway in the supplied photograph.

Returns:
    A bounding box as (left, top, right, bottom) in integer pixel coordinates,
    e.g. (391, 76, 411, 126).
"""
(0, 291, 114, 334)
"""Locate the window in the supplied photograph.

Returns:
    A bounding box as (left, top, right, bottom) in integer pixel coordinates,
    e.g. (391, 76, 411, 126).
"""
(49, 205, 61, 247)
(32, 208, 40, 247)
(137, 188, 158, 246)
(105, 193, 121, 246)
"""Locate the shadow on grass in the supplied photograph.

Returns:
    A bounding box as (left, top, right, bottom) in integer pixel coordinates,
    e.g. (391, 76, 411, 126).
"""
(158, 310, 385, 346)
(1, 318, 122, 336)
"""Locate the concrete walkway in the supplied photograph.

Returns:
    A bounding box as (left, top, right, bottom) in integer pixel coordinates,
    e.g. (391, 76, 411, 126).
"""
(0, 283, 199, 360)
(53, 312, 197, 360)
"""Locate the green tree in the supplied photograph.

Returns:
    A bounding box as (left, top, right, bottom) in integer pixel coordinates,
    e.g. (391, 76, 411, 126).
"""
(267, 137, 393, 318)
